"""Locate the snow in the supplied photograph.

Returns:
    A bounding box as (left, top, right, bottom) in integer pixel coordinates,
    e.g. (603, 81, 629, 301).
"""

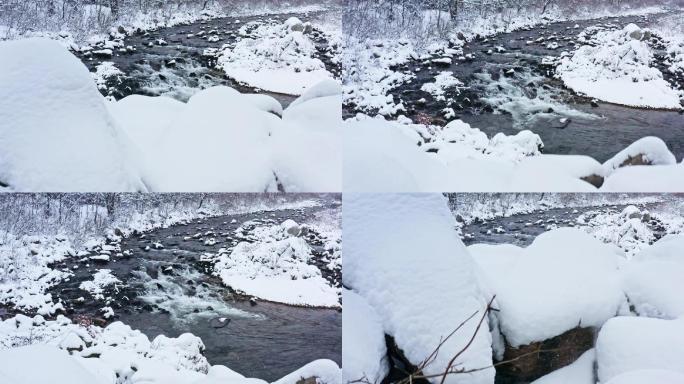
(343, 194, 494, 384)
(622, 234, 684, 318)
(218, 19, 333, 95)
(342, 290, 388, 384)
(603, 137, 677, 173)
(0, 314, 337, 384)
(601, 163, 684, 192)
(0, 38, 146, 192)
(604, 370, 684, 384)
(421, 71, 464, 101)
(343, 38, 417, 116)
(272, 80, 342, 192)
(470, 228, 625, 347)
(214, 219, 340, 308)
(0, 345, 108, 384)
(79, 269, 121, 301)
(530, 349, 596, 384)
(272, 360, 342, 384)
(596, 316, 684, 382)
(144, 86, 276, 192)
(344, 116, 684, 192)
(557, 24, 683, 109)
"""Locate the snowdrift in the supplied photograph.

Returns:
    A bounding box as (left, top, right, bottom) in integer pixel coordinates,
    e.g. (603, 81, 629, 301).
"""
(0, 38, 146, 192)
(343, 194, 495, 384)
(0, 38, 341, 192)
(344, 117, 683, 192)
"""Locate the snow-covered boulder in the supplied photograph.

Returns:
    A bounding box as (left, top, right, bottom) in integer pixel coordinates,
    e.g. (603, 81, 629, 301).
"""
(273, 80, 342, 192)
(0, 38, 145, 191)
(343, 194, 495, 384)
(342, 290, 389, 384)
(272, 359, 342, 384)
(603, 137, 677, 174)
(473, 228, 625, 347)
(596, 316, 684, 382)
(147, 86, 277, 192)
(0, 345, 108, 384)
(622, 234, 684, 318)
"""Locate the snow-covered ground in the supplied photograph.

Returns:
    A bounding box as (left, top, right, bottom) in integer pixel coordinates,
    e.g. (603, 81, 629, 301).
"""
(0, 315, 341, 384)
(556, 24, 683, 109)
(344, 115, 684, 192)
(0, 38, 341, 192)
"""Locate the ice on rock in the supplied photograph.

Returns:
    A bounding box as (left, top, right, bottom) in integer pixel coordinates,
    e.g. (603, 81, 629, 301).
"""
(622, 234, 684, 318)
(596, 316, 684, 382)
(0, 38, 145, 192)
(342, 290, 389, 384)
(472, 228, 625, 347)
(343, 194, 495, 384)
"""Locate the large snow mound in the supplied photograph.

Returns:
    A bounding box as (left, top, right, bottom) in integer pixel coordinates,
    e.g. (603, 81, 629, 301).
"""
(557, 24, 682, 109)
(622, 234, 684, 318)
(596, 316, 684, 382)
(471, 228, 625, 346)
(343, 194, 495, 384)
(107, 82, 341, 192)
(218, 19, 333, 95)
(0, 38, 146, 192)
(342, 289, 389, 384)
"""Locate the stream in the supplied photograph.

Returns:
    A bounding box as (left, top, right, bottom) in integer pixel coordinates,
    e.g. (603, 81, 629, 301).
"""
(48, 202, 342, 381)
(459, 202, 668, 247)
(77, 9, 341, 107)
(386, 11, 684, 162)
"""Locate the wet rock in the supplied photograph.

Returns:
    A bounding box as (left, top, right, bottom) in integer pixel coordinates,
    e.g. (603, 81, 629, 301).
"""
(498, 327, 595, 382)
(581, 174, 604, 189)
(590, 100, 600, 108)
(619, 154, 652, 168)
(296, 378, 318, 384)
(210, 317, 231, 328)
(250, 297, 258, 306)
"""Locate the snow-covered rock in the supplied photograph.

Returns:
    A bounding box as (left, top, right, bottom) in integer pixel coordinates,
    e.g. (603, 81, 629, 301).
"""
(596, 316, 684, 382)
(471, 228, 625, 347)
(0, 38, 145, 192)
(342, 290, 389, 384)
(343, 194, 494, 384)
(603, 137, 677, 174)
(622, 234, 684, 318)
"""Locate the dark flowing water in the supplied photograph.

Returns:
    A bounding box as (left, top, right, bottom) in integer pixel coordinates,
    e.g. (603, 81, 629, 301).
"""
(459, 202, 666, 246)
(49, 203, 342, 381)
(77, 10, 340, 107)
(380, 12, 684, 162)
